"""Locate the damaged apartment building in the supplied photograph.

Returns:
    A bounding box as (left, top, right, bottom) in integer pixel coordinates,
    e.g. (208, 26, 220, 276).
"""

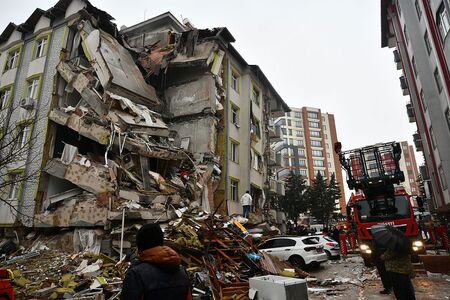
(0, 0, 289, 232)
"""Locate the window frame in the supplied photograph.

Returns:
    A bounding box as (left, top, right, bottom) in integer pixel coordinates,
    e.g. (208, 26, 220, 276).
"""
(311, 140, 322, 147)
(0, 85, 14, 110)
(230, 177, 239, 201)
(251, 85, 260, 106)
(3, 44, 23, 72)
(6, 169, 24, 201)
(310, 131, 321, 138)
(230, 139, 239, 163)
(434, 67, 443, 93)
(231, 103, 239, 126)
(230, 67, 240, 93)
(307, 112, 318, 119)
(437, 3, 450, 42)
(424, 31, 432, 55)
(420, 89, 427, 111)
(313, 159, 324, 167)
(33, 34, 50, 59)
(415, 0, 422, 20)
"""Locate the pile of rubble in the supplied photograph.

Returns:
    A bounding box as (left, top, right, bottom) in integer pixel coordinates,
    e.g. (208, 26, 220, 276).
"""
(1, 210, 307, 299)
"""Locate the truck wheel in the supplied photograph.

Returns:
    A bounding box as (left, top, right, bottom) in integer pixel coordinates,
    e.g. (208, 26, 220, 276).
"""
(289, 255, 306, 269)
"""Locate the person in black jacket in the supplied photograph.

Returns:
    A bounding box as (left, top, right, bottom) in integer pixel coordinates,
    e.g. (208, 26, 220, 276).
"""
(120, 223, 192, 300)
(373, 239, 392, 295)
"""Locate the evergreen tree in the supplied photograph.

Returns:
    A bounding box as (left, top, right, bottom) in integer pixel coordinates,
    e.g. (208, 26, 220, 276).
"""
(307, 172, 338, 227)
(327, 173, 342, 214)
(277, 171, 308, 224)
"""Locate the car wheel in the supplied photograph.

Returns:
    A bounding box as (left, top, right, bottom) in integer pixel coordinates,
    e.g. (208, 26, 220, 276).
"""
(325, 250, 332, 260)
(289, 255, 306, 269)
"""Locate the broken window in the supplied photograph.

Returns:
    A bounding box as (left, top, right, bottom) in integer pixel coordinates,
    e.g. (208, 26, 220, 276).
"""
(0, 87, 11, 109)
(231, 104, 239, 126)
(35, 37, 48, 58)
(230, 179, 239, 201)
(231, 141, 239, 163)
(252, 149, 263, 172)
(231, 70, 239, 92)
(251, 86, 260, 106)
(5, 48, 20, 71)
(7, 173, 21, 200)
(251, 115, 261, 139)
(27, 78, 40, 100)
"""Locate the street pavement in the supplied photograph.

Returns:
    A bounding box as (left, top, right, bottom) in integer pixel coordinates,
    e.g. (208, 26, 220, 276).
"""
(306, 254, 450, 299)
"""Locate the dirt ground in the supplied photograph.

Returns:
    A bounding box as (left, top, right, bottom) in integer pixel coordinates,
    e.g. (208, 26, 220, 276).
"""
(306, 254, 450, 300)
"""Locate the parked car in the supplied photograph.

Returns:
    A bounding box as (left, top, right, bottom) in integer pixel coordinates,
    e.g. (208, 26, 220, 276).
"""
(309, 235, 340, 259)
(258, 236, 328, 269)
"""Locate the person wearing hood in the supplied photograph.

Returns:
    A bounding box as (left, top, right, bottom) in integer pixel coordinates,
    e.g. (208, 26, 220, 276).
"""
(120, 223, 192, 300)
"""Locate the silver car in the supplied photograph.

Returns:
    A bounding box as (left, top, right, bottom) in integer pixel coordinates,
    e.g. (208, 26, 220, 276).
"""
(309, 235, 340, 259)
(258, 236, 328, 269)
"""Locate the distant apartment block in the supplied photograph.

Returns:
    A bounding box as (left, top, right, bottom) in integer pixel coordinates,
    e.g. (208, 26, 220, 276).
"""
(381, 0, 450, 214)
(399, 141, 420, 198)
(275, 107, 346, 215)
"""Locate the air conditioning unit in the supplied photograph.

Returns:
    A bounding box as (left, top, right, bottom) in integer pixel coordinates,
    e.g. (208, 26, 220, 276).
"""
(20, 98, 34, 110)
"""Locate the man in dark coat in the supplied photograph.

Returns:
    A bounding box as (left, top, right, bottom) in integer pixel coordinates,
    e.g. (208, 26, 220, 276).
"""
(373, 239, 392, 295)
(120, 223, 192, 300)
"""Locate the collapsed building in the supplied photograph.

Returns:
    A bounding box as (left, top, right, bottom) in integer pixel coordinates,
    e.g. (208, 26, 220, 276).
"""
(0, 0, 289, 240)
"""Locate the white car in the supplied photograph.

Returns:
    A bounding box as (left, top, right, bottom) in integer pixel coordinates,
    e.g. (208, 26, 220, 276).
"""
(258, 236, 328, 269)
(309, 235, 340, 259)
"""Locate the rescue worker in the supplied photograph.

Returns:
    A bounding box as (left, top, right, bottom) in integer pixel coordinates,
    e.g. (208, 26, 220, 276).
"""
(121, 223, 192, 300)
(240, 190, 252, 218)
(381, 247, 416, 300)
(373, 239, 392, 295)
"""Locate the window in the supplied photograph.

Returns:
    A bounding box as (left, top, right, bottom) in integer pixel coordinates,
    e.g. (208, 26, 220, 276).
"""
(439, 166, 448, 190)
(434, 68, 443, 93)
(295, 120, 302, 128)
(328, 162, 332, 168)
(406, 161, 411, 167)
(313, 160, 324, 167)
(415, 0, 422, 20)
(311, 140, 322, 147)
(252, 151, 262, 172)
(35, 37, 48, 58)
(409, 178, 415, 183)
(295, 111, 302, 118)
(424, 31, 432, 55)
(231, 70, 239, 92)
(312, 150, 323, 157)
(299, 169, 307, 177)
(251, 116, 261, 138)
(251, 86, 260, 106)
(309, 121, 320, 128)
(281, 128, 286, 135)
(327, 153, 331, 158)
(230, 179, 239, 201)
(7, 173, 21, 200)
(298, 149, 305, 157)
(310, 131, 321, 137)
(323, 125, 327, 130)
(437, 3, 450, 41)
(287, 119, 292, 126)
(430, 126, 436, 149)
(296, 130, 303, 137)
(17, 124, 31, 148)
(231, 105, 239, 126)
(231, 141, 239, 163)
(0, 87, 11, 109)
(289, 138, 293, 145)
(411, 187, 416, 192)
(298, 159, 306, 167)
(307, 112, 318, 119)
(324, 134, 328, 139)
(445, 108, 450, 131)
(412, 56, 418, 77)
(326, 143, 330, 149)
(404, 25, 409, 45)
(5, 48, 20, 71)
(289, 129, 293, 136)
(314, 169, 325, 176)
(283, 157, 290, 167)
(420, 89, 427, 111)
(28, 78, 39, 100)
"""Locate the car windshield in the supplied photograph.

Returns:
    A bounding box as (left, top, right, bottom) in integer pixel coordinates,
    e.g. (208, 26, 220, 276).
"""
(356, 195, 411, 223)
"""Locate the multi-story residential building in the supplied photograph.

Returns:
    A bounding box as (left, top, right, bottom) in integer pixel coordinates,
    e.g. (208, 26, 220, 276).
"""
(275, 107, 346, 215)
(398, 141, 420, 197)
(381, 0, 450, 215)
(0, 0, 288, 228)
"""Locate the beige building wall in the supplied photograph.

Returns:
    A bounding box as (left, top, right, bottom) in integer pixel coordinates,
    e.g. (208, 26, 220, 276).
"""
(398, 141, 420, 198)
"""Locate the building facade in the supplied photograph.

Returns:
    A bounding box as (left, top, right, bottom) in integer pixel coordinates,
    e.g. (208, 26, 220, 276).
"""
(0, 0, 288, 228)
(275, 107, 346, 215)
(398, 141, 420, 198)
(381, 0, 450, 214)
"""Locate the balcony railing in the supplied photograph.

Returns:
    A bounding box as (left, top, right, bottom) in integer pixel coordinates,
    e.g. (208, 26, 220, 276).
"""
(406, 102, 415, 123)
(413, 132, 423, 152)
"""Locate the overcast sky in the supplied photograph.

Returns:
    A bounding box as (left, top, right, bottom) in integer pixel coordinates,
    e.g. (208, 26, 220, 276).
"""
(1, 0, 421, 195)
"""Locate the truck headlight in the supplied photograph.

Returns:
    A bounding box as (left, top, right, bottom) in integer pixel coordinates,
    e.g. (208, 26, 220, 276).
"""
(365, 249, 372, 254)
(412, 246, 419, 251)
(360, 244, 370, 251)
(413, 241, 423, 248)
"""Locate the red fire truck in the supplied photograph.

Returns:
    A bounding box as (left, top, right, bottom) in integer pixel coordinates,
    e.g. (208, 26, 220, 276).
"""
(335, 142, 425, 266)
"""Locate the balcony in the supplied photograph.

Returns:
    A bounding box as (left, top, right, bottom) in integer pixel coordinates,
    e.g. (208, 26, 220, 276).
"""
(393, 50, 402, 70)
(419, 165, 429, 180)
(413, 133, 423, 152)
(406, 102, 415, 123)
(269, 179, 285, 196)
(277, 168, 291, 179)
(268, 149, 282, 168)
(269, 124, 283, 143)
(400, 76, 409, 96)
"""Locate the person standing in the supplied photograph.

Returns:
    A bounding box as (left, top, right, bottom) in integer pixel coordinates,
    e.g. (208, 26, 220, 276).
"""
(382, 247, 415, 300)
(121, 223, 192, 300)
(240, 190, 252, 218)
(373, 239, 392, 295)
